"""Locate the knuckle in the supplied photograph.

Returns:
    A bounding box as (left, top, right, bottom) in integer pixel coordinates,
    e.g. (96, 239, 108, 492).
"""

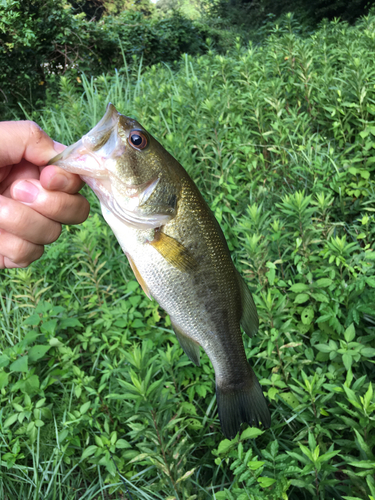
(12, 238, 32, 263)
(16, 246, 44, 268)
(0, 202, 23, 230)
(27, 121, 45, 144)
(15, 261, 30, 268)
(45, 223, 62, 244)
(75, 197, 90, 223)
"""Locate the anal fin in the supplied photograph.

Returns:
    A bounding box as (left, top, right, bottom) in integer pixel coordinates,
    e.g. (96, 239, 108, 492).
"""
(236, 270, 259, 338)
(149, 231, 197, 273)
(171, 321, 200, 366)
(126, 253, 152, 300)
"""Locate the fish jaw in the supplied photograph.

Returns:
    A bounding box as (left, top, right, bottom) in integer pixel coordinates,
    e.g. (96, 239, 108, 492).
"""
(48, 103, 174, 230)
(48, 103, 122, 178)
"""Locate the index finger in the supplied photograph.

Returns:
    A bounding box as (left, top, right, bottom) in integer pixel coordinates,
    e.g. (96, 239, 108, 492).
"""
(0, 121, 59, 168)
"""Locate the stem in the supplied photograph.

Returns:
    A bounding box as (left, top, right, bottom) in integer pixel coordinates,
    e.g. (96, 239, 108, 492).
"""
(276, 343, 288, 383)
(314, 467, 319, 498)
(151, 410, 180, 500)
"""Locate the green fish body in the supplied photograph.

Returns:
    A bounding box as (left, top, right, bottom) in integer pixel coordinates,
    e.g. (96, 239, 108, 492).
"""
(49, 103, 271, 438)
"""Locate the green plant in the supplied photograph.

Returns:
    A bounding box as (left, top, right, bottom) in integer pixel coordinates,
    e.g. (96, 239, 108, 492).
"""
(1, 12, 375, 499)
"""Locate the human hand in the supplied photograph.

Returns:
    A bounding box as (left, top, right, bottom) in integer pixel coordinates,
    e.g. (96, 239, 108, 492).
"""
(0, 120, 90, 269)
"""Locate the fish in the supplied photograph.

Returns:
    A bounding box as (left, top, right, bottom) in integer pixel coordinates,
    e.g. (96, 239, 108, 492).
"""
(48, 103, 271, 439)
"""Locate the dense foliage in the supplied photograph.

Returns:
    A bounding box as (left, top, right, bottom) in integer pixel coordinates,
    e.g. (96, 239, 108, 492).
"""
(1, 11, 375, 500)
(0, 0, 221, 120)
(208, 0, 375, 29)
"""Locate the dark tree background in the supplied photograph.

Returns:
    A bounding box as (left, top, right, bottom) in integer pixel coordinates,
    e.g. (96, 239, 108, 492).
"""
(213, 0, 375, 27)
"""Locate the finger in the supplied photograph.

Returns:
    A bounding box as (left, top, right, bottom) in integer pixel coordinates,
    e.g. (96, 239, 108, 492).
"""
(0, 121, 63, 168)
(40, 165, 85, 194)
(0, 194, 62, 245)
(0, 229, 44, 269)
(11, 179, 90, 225)
(0, 160, 40, 196)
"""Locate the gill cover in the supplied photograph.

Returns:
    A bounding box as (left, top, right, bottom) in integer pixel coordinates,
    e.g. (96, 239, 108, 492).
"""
(48, 103, 176, 229)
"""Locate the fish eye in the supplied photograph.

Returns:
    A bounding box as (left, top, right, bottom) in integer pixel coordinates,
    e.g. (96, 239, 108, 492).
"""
(129, 130, 148, 150)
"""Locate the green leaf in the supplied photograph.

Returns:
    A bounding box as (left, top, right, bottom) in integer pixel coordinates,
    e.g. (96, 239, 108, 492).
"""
(116, 439, 131, 449)
(347, 460, 375, 469)
(28, 345, 51, 363)
(290, 479, 309, 487)
(318, 450, 340, 463)
(240, 427, 264, 440)
(4, 414, 19, 428)
(342, 352, 352, 371)
(129, 453, 150, 464)
(289, 283, 309, 293)
(94, 435, 104, 447)
(49, 338, 63, 347)
(301, 306, 314, 325)
(80, 402, 90, 414)
(342, 497, 365, 500)
(81, 445, 98, 460)
(0, 355, 10, 368)
(257, 477, 276, 487)
(0, 371, 9, 389)
(279, 392, 300, 409)
(24, 375, 40, 395)
(217, 439, 236, 455)
(176, 468, 196, 484)
(131, 319, 145, 328)
(315, 344, 332, 353)
(311, 292, 329, 303)
(22, 332, 40, 345)
(23, 314, 41, 326)
(40, 320, 58, 335)
(314, 278, 333, 288)
(60, 318, 83, 329)
(10, 356, 28, 373)
(294, 293, 309, 304)
(248, 460, 265, 470)
(344, 324, 355, 343)
(361, 347, 375, 357)
(365, 277, 375, 288)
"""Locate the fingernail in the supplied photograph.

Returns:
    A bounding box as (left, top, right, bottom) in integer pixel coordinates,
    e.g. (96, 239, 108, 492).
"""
(13, 180, 39, 203)
(50, 172, 69, 190)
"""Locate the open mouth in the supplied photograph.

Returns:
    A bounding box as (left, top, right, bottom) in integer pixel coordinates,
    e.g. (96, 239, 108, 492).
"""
(48, 102, 121, 179)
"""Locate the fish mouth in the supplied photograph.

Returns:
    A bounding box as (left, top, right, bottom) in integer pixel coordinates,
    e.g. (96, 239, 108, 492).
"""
(48, 103, 122, 178)
(48, 102, 172, 229)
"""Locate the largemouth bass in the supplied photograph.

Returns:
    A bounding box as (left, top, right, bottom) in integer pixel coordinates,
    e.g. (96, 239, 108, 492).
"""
(49, 103, 271, 439)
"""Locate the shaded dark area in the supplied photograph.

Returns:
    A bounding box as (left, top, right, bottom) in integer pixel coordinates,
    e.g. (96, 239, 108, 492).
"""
(68, 0, 106, 20)
(0, 1, 219, 119)
(213, 0, 375, 27)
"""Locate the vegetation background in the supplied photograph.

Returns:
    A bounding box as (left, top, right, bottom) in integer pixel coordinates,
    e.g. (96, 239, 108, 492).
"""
(1, 1, 375, 499)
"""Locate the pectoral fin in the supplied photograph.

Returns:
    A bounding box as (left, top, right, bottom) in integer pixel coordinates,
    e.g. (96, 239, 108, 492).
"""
(126, 253, 152, 300)
(236, 270, 259, 338)
(171, 321, 200, 366)
(149, 231, 197, 273)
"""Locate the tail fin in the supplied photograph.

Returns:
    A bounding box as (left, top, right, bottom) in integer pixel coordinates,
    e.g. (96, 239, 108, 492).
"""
(216, 365, 271, 440)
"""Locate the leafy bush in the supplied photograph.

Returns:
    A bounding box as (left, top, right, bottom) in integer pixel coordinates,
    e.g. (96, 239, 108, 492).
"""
(0, 0, 223, 119)
(1, 12, 375, 500)
(205, 0, 375, 31)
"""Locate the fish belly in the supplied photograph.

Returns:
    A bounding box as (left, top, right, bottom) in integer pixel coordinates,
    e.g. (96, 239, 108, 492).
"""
(101, 205, 271, 438)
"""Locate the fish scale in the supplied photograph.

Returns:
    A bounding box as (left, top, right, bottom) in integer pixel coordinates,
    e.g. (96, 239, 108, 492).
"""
(48, 103, 271, 439)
